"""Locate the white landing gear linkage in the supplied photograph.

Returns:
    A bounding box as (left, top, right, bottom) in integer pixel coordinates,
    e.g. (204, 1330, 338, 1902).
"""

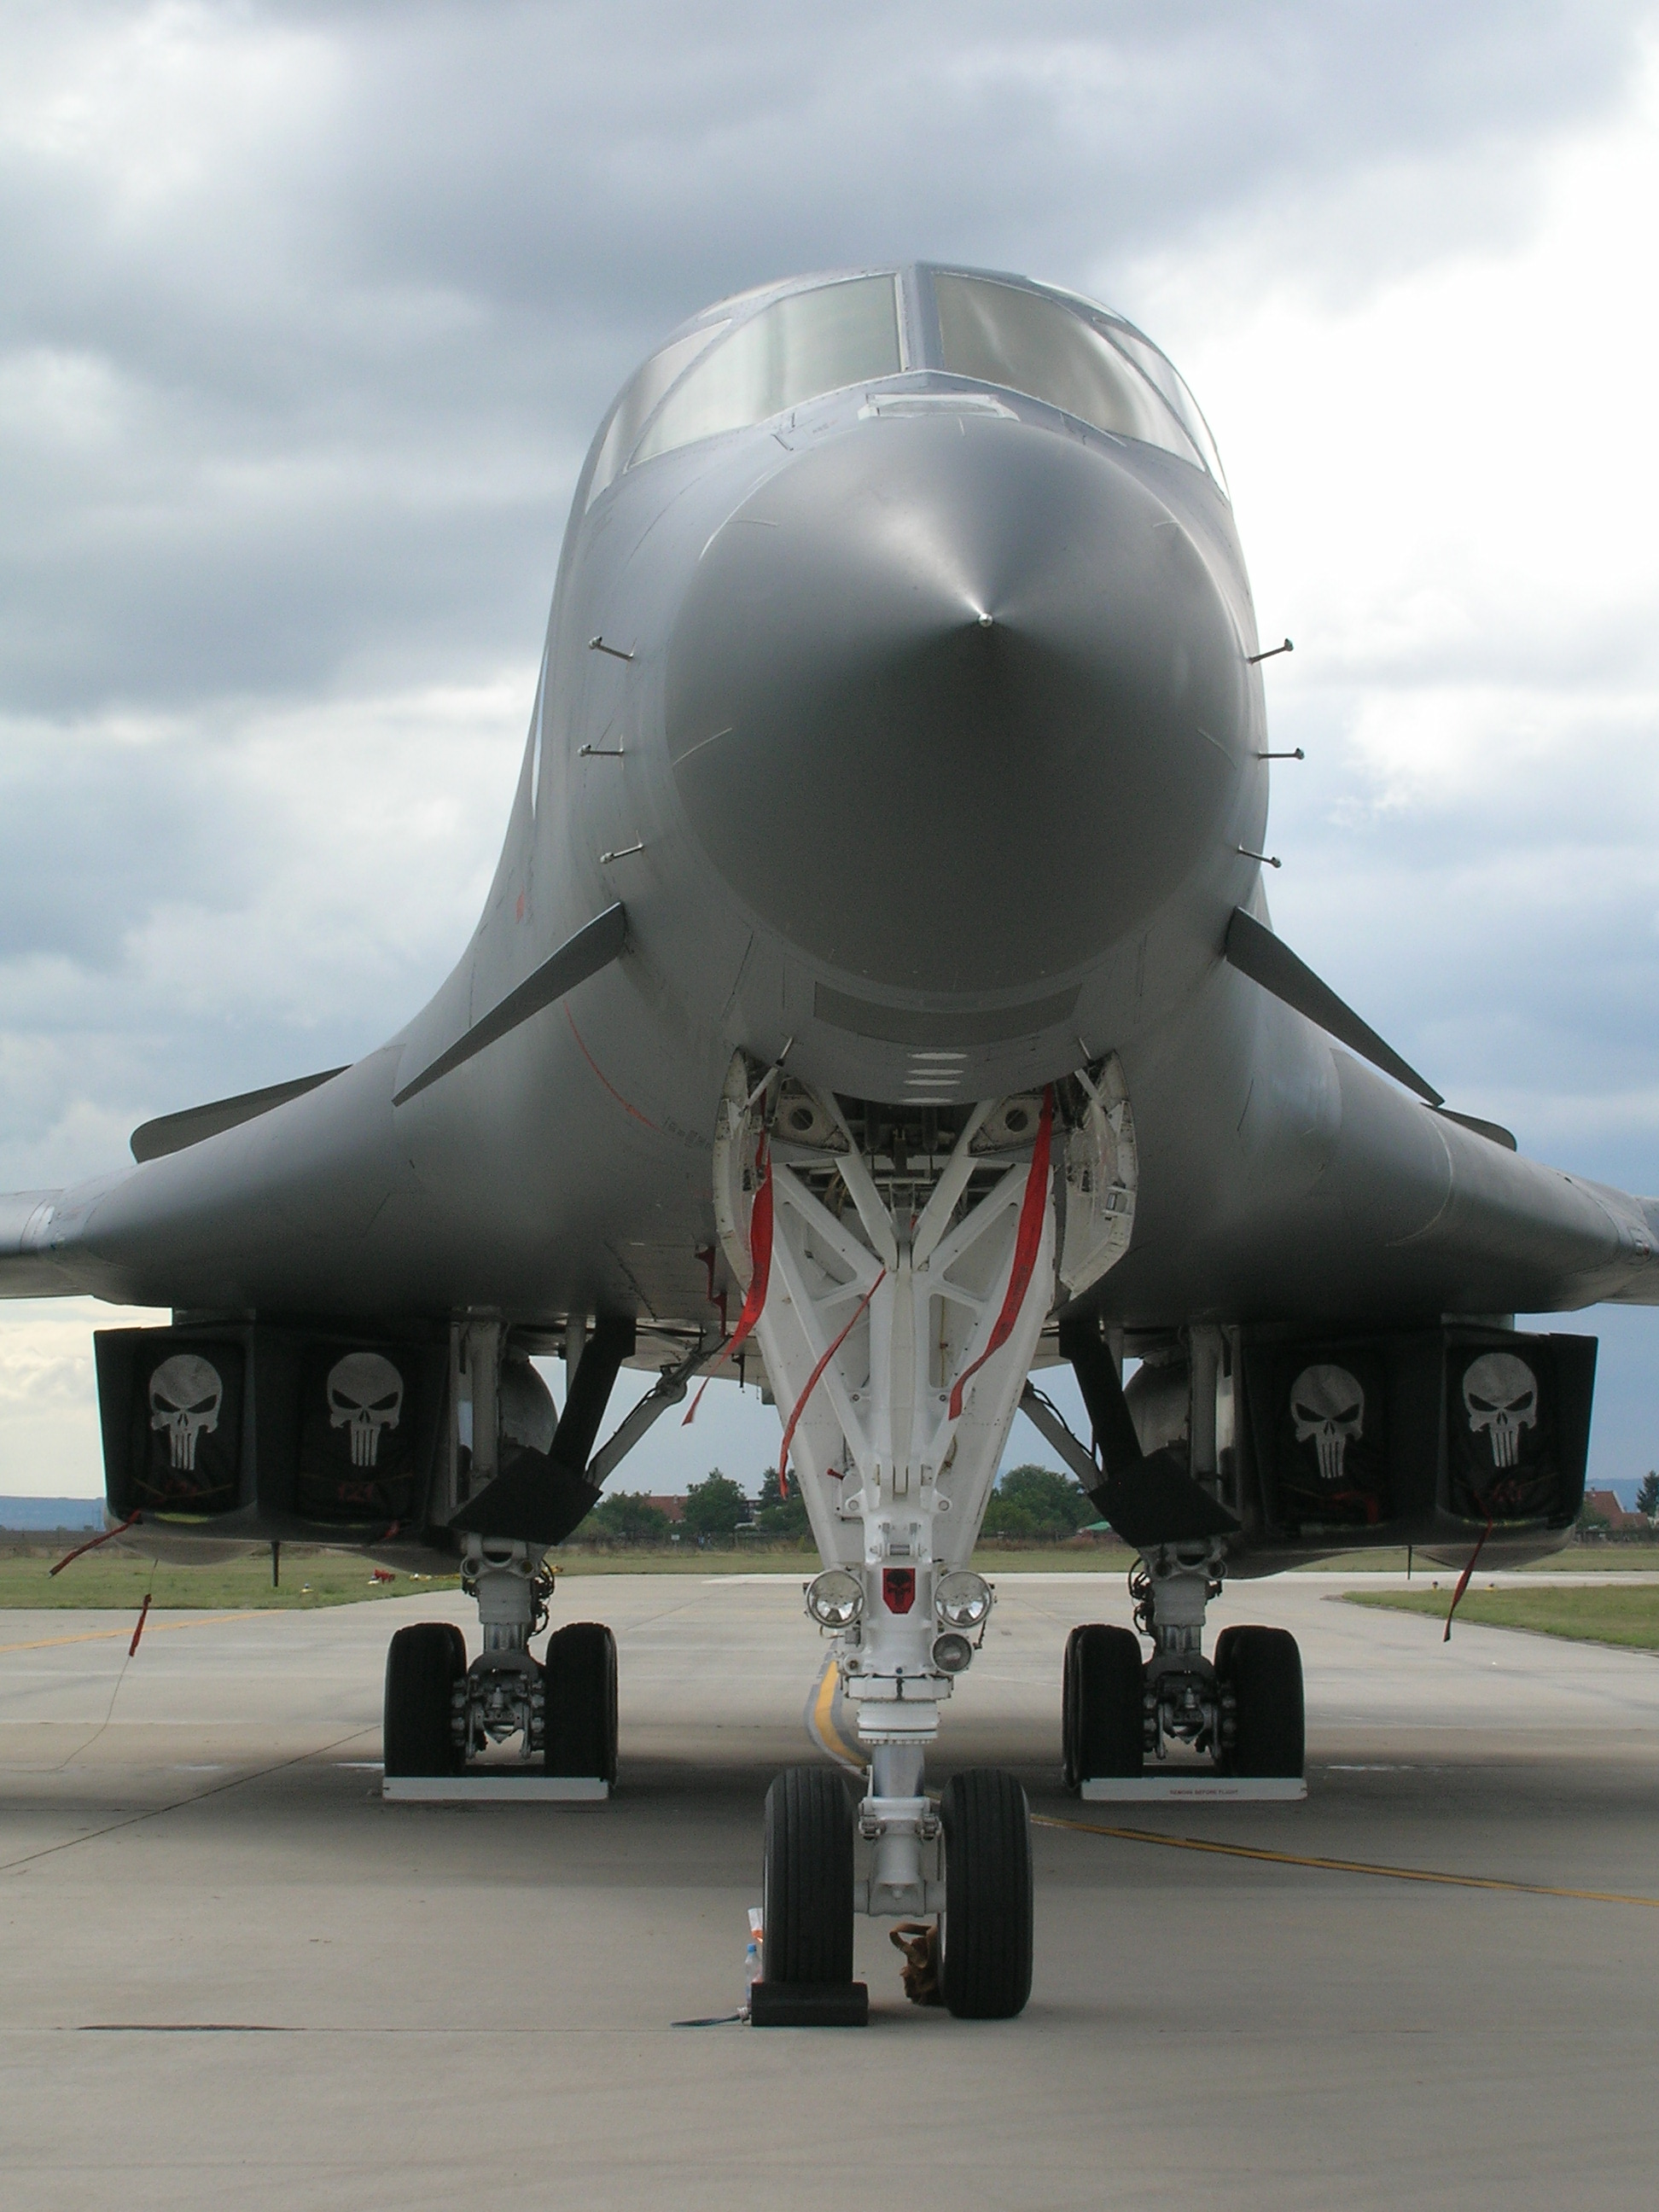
(714, 1054, 1137, 2022)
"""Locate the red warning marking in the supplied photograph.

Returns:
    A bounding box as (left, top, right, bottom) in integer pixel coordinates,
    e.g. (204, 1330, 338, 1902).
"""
(947, 1086, 1055, 1420)
(775, 1268, 886, 1495)
(882, 1569, 917, 1615)
(564, 1004, 660, 1132)
(51, 1512, 140, 1576)
(682, 1137, 774, 1425)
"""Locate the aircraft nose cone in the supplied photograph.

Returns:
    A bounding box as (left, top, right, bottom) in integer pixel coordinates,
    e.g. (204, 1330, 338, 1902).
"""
(665, 415, 1246, 995)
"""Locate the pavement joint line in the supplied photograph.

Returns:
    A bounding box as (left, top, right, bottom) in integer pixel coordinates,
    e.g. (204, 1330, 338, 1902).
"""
(0, 1613, 255, 1656)
(1033, 1812, 1659, 1908)
(0, 1725, 378, 1877)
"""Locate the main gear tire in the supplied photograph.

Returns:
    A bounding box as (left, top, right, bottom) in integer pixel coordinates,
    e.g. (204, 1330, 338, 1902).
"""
(543, 1621, 619, 1781)
(939, 1768, 1033, 2019)
(762, 1766, 855, 1986)
(1068, 1623, 1144, 1787)
(383, 1622, 464, 1777)
(1218, 1625, 1304, 1778)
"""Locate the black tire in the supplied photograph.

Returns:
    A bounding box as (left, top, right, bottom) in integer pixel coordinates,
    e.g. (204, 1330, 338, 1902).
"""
(939, 1768, 1033, 2019)
(544, 1621, 619, 1781)
(1062, 1627, 1084, 1788)
(1219, 1625, 1304, 1778)
(763, 1767, 855, 1986)
(443, 1621, 468, 1674)
(384, 1622, 464, 1777)
(1071, 1624, 1144, 1784)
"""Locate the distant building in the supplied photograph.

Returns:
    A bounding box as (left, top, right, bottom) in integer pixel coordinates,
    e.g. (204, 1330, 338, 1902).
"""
(1583, 1487, 1650, 1534)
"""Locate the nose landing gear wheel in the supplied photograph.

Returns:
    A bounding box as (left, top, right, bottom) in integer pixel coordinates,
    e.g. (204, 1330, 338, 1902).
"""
(762, 1766, 856, 1986)
(384, 1621, 465, 1777)
(1062, 1623, 1144, 1790)
(543, 1621, 619, 1781)
(939, 1768, 1033, 2019)
(1216, 1625, 1304, 1778)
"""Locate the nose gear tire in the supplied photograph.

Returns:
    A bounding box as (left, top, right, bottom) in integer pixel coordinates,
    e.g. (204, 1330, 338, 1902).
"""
(939, 1768, 1034, 2019)
(1217, 1625, 1304, 1778)
(1064, 1623, 1145, 1789)
(543, 1621, 619, 1781)
(763, 1766, 856, 1987)
(384, 1621, 466, 1777)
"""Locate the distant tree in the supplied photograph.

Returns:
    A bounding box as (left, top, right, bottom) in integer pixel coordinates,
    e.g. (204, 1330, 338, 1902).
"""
(754, 1464, 810, 1541)
(682, 1468, 751, 1544)
(981, 1493, 1043, 1540)
(1639, 1471, 1659, 1521)
(995, 1464, 1092, 1537)
(588, 1492, 671, 1545)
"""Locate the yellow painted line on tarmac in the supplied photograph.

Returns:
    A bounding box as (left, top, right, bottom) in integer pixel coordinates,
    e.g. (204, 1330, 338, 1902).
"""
(0, 1614, 254, 1656)
(1033, 1812, 1659, 1910)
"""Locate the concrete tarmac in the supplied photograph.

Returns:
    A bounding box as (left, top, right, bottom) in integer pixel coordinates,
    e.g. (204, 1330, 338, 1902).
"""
(4, 1569, 1659, 2210)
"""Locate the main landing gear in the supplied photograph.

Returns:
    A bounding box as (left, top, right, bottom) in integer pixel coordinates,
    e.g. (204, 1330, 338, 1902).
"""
(382, 1534, 617, 1784)
(1061, 1541, 1304, 1789)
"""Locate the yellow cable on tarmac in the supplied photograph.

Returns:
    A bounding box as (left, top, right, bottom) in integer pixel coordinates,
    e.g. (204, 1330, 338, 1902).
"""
(1033, 1812, 1659, 1911)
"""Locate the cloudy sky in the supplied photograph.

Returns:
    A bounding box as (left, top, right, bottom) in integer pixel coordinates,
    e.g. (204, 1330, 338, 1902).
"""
(3, 0, 1658, 1498)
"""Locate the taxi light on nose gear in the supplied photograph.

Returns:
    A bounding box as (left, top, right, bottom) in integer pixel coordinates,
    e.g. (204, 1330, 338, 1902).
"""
(934, 1570, 992, 1633)
(931, 1631, 974, 1675)
(806, 1568, 864, 1630)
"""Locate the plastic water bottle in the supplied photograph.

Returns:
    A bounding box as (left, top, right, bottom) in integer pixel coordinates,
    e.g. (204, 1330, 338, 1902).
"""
(744, 1906, 764, 2006)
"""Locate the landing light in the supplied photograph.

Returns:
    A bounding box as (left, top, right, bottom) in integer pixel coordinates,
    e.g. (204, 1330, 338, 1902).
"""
(932, 1631, 974, 1674)
(934, 1570, 992, 1633)
(806, 1568, 864, 1630)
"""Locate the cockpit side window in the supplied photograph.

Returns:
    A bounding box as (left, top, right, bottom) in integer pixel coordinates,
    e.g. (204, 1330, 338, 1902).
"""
(1098, 319, 1228, 492)
(934, 272, 1206, 475)
(586, 319, 731, 507)
(628, 275, 903, 471)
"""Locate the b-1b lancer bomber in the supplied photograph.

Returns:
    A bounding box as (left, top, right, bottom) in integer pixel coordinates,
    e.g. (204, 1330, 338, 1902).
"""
(5, 265, 1656, 2018)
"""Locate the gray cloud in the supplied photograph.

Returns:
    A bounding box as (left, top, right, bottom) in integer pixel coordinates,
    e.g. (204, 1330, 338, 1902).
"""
(3, 0, 1649, 715)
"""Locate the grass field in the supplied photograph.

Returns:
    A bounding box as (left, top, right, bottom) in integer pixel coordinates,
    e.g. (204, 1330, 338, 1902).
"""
(1347, 1585, 1659, 1653)
(0, 1550, 461, 1611)
(8, 1534, 1658, 1613)
(0, 1541, 1139, 1610)
(1292, 1545, 1659, 1575)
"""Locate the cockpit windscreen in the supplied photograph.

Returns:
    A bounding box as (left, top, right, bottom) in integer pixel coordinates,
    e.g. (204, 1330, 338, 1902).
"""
(934, 273, 1215, 480)
(631, 275, 901, 469)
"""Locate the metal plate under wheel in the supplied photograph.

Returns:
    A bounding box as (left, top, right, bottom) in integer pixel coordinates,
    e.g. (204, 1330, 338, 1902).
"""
(748, 1981, 870, 2028)
(382, 1774, 610, 1802)
(1080, 1775, 1307, 1802)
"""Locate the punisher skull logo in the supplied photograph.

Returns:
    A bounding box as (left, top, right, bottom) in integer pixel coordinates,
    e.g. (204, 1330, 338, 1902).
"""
(1289, 1364, 1365, 1484)
(1462, 1352, 1538, 1470)
(327, 1352, 405, 1469)
(148, 1353, 224, 1473)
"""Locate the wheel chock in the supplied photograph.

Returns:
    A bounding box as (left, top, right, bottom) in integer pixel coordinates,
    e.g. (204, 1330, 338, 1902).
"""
(748, 1981, 869, 2028)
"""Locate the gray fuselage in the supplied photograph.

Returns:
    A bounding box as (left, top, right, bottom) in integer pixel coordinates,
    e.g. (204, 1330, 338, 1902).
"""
(5, 265, 1655, 1344)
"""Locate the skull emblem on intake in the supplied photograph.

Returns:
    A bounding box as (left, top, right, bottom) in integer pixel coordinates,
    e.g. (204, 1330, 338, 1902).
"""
(327, 1352, 405, 1469)
(1462, 1352, 1538, 1470)
(1289, 1364, 1365, 1484)
(148, 1353, 224, 1472)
